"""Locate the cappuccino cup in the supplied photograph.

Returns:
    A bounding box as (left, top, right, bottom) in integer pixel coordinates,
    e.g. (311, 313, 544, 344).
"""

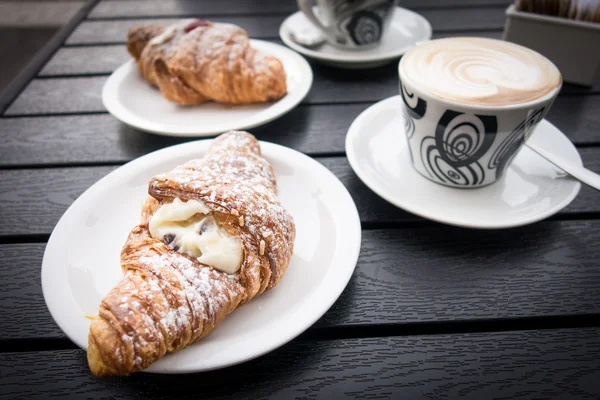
(398, 37, 562, 188)
(297, 0, 397, 49)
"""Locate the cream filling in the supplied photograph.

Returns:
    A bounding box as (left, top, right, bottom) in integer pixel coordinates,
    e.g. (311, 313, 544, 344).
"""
(149, 25, 177, 46)
(148, 198, 242, 274)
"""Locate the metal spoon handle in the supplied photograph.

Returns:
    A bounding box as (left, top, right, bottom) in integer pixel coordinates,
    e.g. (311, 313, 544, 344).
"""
(526, 142, 600, 192)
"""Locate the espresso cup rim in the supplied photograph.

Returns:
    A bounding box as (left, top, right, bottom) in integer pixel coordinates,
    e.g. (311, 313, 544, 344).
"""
(398, 56, 563, 112)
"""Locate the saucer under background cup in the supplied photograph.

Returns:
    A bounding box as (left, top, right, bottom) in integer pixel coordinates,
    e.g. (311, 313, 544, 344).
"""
(280, 7, 432, 69)
(346, 96, 581, 229)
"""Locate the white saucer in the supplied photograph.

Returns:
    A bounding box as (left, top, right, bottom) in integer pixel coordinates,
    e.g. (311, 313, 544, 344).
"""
(346, 96, 582, 229)
(102, 40, 313, 137)
(42, 140, 361, 373)
(279, 7, 432, 69)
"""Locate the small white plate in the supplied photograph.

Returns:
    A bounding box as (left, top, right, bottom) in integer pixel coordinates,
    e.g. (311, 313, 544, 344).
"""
(279, 7, 432, 69)
(346, 96, 582, 229)
(42, 140, 361, 373)
(102, 40, 313, 137)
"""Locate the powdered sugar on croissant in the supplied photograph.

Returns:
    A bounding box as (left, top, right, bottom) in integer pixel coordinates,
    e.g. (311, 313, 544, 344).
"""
(127, 19, 287, 105)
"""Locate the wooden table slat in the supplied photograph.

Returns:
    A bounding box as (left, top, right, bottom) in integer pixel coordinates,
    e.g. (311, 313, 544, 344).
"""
(1, 328, 599, 399)
(0, 166, 117, 237)
(5, 77, 106, 116)
(41, 32, 505, 77)
(0, 105, 363, 165)
(1, 94, 599, 166)
(67, 16, 286, 44)
(3, 219, 600, 340)
(90, 0, 297, 18)
(5, 72, 410, 114)
(67, 7, 508, 45)
(4, 96, 600, 161)
(7, 70, 599, 116)
(89, 0, 513, 19)
(40, 45, 130, 76)
(0, 244, 58, 339)
(1, 151, 600, 237)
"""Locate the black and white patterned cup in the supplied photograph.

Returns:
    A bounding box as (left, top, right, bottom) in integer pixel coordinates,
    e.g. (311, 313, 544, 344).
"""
(297, 0, 397, 49)
(398, 56, 561, 188)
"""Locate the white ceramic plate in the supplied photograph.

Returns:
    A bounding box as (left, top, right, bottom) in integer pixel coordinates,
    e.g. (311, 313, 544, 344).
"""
(102, 40, 313, 136)
(42, 140, 361, 373)
(279, 7, 432, 69)
(346, 96, 581, 229)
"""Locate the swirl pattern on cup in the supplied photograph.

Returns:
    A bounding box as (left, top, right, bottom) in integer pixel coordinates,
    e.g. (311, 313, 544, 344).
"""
(400, 37, 561, 106)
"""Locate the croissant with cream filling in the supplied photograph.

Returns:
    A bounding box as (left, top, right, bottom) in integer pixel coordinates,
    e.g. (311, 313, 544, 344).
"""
(87, 131, 295, 376)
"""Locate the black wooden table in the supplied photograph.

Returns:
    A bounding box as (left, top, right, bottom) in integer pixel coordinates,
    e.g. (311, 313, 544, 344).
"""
(1, 0, 600, 398)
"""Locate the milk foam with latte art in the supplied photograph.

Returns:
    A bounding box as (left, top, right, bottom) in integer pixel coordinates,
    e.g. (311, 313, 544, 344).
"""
(400, 37, 561, 106)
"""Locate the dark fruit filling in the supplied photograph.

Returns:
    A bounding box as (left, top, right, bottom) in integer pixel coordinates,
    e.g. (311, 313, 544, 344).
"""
(184, 19, 210, 33)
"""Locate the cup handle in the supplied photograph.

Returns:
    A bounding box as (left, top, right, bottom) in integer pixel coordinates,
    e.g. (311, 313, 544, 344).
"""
(297, 0, 332, 35)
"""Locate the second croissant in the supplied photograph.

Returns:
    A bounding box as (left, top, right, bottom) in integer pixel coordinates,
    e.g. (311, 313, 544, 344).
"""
(127, 19, 288, 105)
